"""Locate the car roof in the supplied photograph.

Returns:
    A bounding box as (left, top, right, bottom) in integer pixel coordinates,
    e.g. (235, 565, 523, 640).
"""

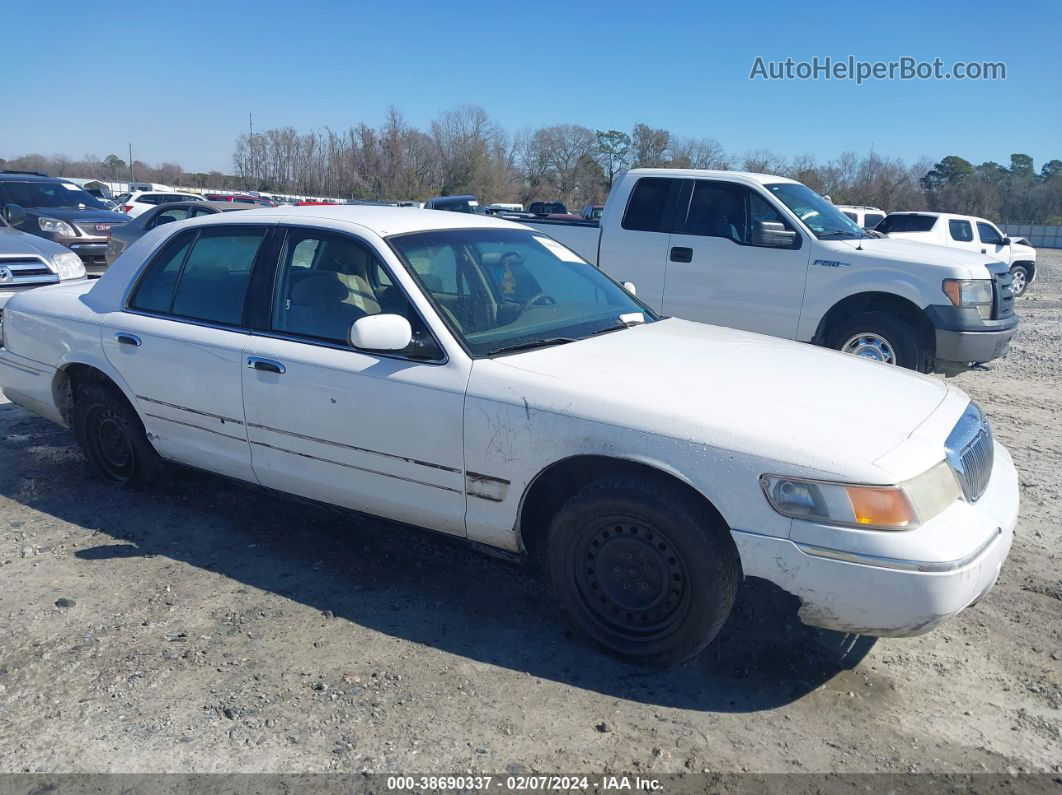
(0, 172, 63, 183)
(627, 168, 800, 186)
(186, 205, 527, 237)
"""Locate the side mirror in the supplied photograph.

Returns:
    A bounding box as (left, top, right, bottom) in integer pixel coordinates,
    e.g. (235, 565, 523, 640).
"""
(349, 314, 413, 352)
(622, 281, 637, 296)
(752, 220, 797, 248)
(4, 204, 26, 226)
(1002, 237, 1011, 246)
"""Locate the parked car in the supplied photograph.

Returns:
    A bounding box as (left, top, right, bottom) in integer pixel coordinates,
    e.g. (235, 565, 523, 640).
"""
(0, 207, 1018, 664)
(834, 204, 886, 232)
(485, 203, 524, 215)
(526, 169, 1018, 375)
(527, 201, 568, 217)
(878, 212, 1038, 296)
(0, 170, 131, 275)
(0, 212, 87, 340)
(120, 190, 206, 218)
(423, 195, 483, 213)
(106, 201, 253, 266)
(581, 204, 605, 222)
(204, 193, 276, 208)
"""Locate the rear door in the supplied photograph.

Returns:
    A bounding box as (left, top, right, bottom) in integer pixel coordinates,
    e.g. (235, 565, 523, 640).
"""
(102, 223, 272, 482)
(663, 179, 809, 339)
(597, 176, 683, 310)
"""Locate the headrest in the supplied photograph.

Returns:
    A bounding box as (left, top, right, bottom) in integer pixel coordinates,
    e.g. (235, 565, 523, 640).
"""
(290, 273, 348, 306)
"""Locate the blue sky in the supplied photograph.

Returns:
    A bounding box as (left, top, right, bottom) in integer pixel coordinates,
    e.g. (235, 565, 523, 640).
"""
(3, 0, 1059, 173)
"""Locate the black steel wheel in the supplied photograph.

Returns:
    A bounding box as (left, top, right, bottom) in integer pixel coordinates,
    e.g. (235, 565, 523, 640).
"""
(72, 380, 163, 488)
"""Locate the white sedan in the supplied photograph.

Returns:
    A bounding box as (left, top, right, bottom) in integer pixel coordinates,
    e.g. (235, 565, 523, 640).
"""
(0, 207, 1018, 663)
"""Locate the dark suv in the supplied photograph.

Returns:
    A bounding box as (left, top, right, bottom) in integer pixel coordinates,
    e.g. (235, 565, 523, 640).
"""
(0, 171, 130, 275)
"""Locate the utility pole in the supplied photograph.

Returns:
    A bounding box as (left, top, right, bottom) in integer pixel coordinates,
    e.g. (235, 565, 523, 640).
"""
(128, 143, 134, 184)
(249, 112, 256, 188)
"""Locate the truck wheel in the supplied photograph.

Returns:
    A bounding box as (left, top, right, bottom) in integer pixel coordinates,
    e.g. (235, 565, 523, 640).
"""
(827, 312, 927, 371)
(1010, 265, 1030, 297)
(546, 474, 740, 665)
(72, 381, 163, 488)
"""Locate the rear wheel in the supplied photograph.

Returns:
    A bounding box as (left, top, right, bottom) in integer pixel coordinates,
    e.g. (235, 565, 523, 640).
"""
(826, 311, 928, 371)
(1010, 265, 1030, 297)
(546, 474, 740, 665)
(72, 381, 163, 487)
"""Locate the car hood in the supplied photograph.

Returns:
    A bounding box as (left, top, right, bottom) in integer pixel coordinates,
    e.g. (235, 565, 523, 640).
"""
(0, 225, 72, 259)
(485, 318, 952, 479)
(824, 236, 1000, 275)
(22, 206, 130, 224)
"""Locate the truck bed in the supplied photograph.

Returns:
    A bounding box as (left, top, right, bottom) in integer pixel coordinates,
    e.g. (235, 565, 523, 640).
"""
(525, 219, 601, 264)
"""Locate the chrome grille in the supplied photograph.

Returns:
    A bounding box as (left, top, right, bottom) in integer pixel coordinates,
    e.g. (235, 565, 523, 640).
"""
(0, 258, 59, 286)
(945, 402, 994, 502)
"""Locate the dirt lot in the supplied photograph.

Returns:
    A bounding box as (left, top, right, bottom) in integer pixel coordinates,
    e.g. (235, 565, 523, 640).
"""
(1, 254, 1059, 776)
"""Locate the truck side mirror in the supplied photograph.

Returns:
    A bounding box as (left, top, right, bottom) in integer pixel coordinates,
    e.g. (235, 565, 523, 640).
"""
(752, 220, 797, 248)
(4, 204, 26, 226)
(622, 281, 637, 296)
(1002, 237, 1011, 246)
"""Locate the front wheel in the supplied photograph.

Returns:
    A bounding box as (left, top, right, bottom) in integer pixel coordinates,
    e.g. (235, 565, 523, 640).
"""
(1010, 265, 1030, 297)
(826, 311, 928, 371)
(546, 474, 740, 665)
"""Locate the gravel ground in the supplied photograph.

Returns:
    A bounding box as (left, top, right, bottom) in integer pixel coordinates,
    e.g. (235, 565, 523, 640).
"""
(0, 253, 1059, 776)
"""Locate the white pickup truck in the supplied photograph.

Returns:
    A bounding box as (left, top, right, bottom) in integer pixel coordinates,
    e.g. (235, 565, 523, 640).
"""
(0, 207, 1017, 663)
(529, 169, 1018, 374)
(877, 211, 1038, 296)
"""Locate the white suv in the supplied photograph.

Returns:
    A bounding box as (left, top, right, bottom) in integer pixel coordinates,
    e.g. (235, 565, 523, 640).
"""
(118, 191, 205, 218)
(879, 212, 1037, 296)
(834, 205, 886, 232)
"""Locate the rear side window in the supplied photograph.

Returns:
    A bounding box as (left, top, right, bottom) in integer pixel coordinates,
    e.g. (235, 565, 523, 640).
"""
(622, 177, 678, 232)
(949, 220, 974, 242)
(877, 214, 938, 233)
(130, 226, 265, 326)
(863, 212, 885, 229)
(841, 211, 857, 222)
(138, 194, 160, 205)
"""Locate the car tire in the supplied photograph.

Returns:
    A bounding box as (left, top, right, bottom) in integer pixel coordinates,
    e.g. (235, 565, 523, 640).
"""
(546, 474, 740, 665)
(826, 311, 928, 371)
(1010, 265, 1030, 297)
(72, 380, 163, 488)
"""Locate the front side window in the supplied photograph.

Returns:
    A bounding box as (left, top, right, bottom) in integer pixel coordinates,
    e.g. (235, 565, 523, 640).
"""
(389, 228, 655, 357)
(863, 212, 885, 229)
(621, 177, 678, 232)
(949, 220, 974, 242)
(977, 222, 1004, 245)
(681, 181, 795, 247)
(766, 183, 864, 239)
(129, 226, 264, 325)
(270, 229, 421, 347)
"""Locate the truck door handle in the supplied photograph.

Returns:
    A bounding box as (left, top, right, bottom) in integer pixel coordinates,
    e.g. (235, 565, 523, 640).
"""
(247, 356, 285, 375)
(670, 246, 693, 263)
(114, 332, 141, 347)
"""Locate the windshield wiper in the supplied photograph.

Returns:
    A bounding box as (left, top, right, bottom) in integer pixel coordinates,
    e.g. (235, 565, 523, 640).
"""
(487, 337, 577, 356)
(817, 231, 862, 239)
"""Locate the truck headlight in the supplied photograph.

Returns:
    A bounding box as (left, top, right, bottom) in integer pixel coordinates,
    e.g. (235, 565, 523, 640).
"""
(38, 217, 77, 237)
(51, 252, 86, 280)
(942, 279, 993, 319)
(761, 462, 961, 530)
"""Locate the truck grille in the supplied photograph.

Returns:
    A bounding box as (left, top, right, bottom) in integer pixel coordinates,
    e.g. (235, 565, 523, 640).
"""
(0, 258, 59, 286)
(992, 269, 1015, 319)
(945, 403, 994, 502)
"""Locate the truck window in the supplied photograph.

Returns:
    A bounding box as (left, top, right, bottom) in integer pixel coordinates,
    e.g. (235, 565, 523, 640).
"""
(949, 220, 974, 242)
(877, 214, 938, 233)
(863, 213, 885, 229)
(621, 177, 678, 232)
(841, 211, 858, 222)
(684, 182, 746, 241)
(977, 222, 1004, 245)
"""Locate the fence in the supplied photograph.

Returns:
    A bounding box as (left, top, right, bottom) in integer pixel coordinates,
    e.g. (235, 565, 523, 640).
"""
(1003, 224, 1062, 249)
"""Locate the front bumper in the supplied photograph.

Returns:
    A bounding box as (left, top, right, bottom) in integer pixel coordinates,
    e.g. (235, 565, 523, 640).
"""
(925, 304, 1019, 365)
(732, 444, 1018, 636)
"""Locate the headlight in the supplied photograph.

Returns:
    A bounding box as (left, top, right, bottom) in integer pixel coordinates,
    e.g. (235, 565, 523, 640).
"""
(38, 217, 77, 237)
(761, 461, 961, 530)
(942, 279, 993, 319)
(51, 252, 86, 280)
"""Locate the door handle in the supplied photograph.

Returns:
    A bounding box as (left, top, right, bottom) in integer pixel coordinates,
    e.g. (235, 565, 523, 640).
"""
(247, 356, 286, 375)
(114, 332, 141, 347)
(670, 246, 693, 263)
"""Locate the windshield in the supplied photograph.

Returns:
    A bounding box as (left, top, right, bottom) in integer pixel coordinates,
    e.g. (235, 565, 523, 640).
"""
(0, 180, 108, 210)
(766, 183, 864, 239)
(389, 228, 656, 357)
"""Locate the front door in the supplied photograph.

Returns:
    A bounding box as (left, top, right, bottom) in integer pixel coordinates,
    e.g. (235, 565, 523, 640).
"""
(102, 224, 271, 482)
(241, 225, 469, 535)
(663, 179, 809, 339)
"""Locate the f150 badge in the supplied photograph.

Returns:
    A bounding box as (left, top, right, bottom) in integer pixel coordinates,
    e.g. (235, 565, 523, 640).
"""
(814, 259, 851, 268)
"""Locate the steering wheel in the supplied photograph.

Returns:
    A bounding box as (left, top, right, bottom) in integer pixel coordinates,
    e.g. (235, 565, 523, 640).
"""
(518, 292, 557, 314)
